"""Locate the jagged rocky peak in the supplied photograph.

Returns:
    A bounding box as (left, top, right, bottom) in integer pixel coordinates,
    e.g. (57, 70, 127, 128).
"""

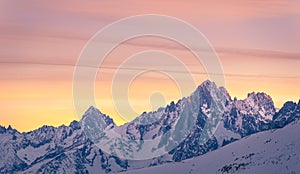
(29, 125, 55, 134)
(7, 125, 12, 130)
(84, 105, 103, 116)
(196, 80, 217, 91)
(246, 92, 274, 105)
(281, 101, 297, 110)
(69, 120, 81, 130)
(193, 80, 217, 96)
(242, 92, 276, 116)
(4, 125, 19, 134)
(278, 100, 300, 112)
(80, 106, 115, 139)
(81, 106, 115, 126)
(222, 91, 277, 137)
(0, 125, 5, 134)
(193, 80, 230, 107)
(273, 100, 300, 128)
(0, 125, 18, 134)
(196, 80, 230, 96)
(274, 101, 297, 118)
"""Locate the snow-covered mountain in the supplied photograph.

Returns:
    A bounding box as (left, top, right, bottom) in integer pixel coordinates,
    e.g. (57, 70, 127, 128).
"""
(122, 118, 300, 174)
(0, 80, 299, 173)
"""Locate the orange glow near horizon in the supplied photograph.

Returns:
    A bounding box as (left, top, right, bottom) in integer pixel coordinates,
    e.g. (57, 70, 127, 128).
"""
(0, 0, 300, 132)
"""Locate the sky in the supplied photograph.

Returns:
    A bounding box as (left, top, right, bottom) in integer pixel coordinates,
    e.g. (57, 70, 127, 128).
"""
(0, 0, 300, 132)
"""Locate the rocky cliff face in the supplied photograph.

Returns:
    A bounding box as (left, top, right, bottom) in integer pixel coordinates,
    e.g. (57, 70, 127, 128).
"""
(273, 100, 300, 128)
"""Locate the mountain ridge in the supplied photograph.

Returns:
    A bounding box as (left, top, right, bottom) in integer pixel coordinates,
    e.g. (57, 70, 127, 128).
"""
(0, 80, 299, 173)
(2, 80, 297, 133)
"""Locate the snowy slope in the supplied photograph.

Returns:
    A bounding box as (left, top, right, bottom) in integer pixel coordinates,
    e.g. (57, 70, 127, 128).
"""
(122, 119, 300, 174)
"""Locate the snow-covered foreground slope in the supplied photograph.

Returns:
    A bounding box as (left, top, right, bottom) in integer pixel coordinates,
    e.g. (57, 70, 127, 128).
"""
(122, 119, 300, 174)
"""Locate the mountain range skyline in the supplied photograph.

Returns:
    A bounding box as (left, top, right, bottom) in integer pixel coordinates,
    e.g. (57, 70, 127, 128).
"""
(1, 0, 300, 132)
(2, 80, 299, 133)
(1, 80, 299, 173)
(1, 1, 299, 173)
